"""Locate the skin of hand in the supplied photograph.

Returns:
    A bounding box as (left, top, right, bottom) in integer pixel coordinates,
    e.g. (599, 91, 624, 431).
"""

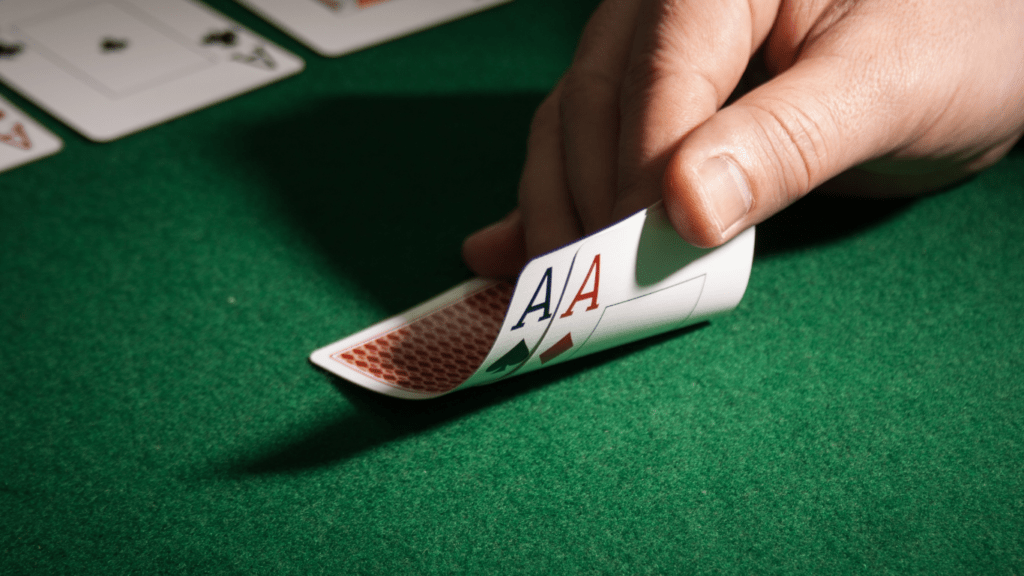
(463, 0, 1024, 278)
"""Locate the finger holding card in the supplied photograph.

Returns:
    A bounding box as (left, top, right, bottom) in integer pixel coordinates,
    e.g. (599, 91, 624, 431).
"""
(0, 93, 62, 174)
(311, 204, 756, 399)
(0, 0, 304, 142)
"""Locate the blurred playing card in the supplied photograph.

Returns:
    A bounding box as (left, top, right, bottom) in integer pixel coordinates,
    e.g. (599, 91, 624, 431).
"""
(0, 0, 304, 141)
(0, 93, 62, 174)
(237, 0, 512, 57)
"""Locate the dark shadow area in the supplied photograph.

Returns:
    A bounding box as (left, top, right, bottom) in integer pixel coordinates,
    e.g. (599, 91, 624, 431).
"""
(229, 93, 543, 312)
(754, 193, 918, 259)
(230, 322, 707, 476)
(222, 92, 934, 302)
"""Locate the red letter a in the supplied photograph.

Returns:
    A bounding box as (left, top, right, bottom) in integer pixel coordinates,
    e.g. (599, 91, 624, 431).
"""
(560, 255, 600, 318)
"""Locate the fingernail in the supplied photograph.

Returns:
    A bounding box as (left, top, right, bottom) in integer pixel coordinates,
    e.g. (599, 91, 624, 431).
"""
(697, 156, 752, 235)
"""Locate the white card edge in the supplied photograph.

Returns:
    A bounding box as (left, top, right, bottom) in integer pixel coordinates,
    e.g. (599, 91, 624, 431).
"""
(237, 0, 513, 57)
(308, 277, 500, 399)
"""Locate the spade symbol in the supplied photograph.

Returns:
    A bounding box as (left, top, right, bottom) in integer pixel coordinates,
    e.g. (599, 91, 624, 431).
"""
(100, 37, 128, 53)
(486, 339, 529, 374)
(0, 42, 24, 59)
(202, 29, 238, 47)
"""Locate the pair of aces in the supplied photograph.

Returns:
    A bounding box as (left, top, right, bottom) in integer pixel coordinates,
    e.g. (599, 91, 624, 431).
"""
(311, 204, 756, 399)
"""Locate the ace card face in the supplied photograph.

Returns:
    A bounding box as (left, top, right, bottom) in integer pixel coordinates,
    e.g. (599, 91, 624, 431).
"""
(0, 94, 63, 174)
(514, 207, 754, 376)
(311, 204, 756, 400)
(236, 0, 512, 57)
(0, 0, 304, 141)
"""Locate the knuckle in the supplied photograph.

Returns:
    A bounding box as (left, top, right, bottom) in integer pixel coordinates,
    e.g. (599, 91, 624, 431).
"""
(747, 97, 837, 199)
(558, 66, 620, 117)
(619, 54, 666, 105)
(619, 49, 723, 111)
(618, 0, 723, 105)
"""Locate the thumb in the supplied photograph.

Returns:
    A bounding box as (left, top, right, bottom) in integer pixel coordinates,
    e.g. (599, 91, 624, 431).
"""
(664, 56, 900, 248)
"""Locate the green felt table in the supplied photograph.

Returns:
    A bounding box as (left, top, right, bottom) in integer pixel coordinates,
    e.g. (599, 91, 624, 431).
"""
(2, 1, 1023, 573)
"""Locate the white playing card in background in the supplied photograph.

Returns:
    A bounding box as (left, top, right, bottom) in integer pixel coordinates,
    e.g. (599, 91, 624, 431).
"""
(310, 203, 756, 400)
(0, 94, 63, 174)
(236, 0, 512, 57)
(0, 0, 304, 142)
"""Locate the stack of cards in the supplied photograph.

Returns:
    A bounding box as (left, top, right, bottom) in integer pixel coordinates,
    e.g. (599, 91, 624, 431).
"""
(0, 0, 304, 142)
(311, 204, 756, 399)
(236, 0, 513, 57)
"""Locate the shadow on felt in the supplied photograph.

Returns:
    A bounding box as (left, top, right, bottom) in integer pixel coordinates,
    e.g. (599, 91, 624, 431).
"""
(228, 322, 707, 476)
(753, 193, 917, 259)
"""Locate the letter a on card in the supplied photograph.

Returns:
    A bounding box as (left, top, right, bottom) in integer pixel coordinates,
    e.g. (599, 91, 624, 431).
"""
(560, 255, 600, 318)
(512, 267, 554, 329)
(458, 238, 584, 388)
(517, 210, 651, 373)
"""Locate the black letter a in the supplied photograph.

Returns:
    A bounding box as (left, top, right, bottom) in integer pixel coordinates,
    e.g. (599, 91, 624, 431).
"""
(511, 267, 553, 330)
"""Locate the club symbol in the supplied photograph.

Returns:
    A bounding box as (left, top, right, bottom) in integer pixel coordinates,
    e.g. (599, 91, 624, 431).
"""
(100, 37, 128, 53)
(202, 29, 237, 47)
(0, 41, 24, 59)
(231, 46, 276, 70)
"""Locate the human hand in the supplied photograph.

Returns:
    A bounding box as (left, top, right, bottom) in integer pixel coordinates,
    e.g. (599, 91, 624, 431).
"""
(463, 0, 1024, 278)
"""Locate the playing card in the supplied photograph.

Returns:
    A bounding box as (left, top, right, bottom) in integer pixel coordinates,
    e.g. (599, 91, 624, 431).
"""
(311, 203, 756, 400)
(309, 278, 515, 399)
(308, 238, 583, 399)
(0, 93, 63, 174)
(514, 206, 754, 375)
(0, 0, 304, 142)
(236, 0, 512, 57)
(457, 233, 583, 388)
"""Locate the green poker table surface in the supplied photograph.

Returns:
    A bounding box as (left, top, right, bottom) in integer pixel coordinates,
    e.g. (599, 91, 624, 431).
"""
(3, 1, 1023, 573)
